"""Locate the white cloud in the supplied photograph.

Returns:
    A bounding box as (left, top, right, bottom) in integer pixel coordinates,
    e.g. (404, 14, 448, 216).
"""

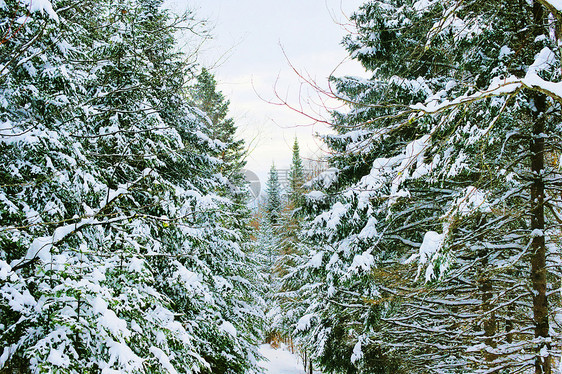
(167, 0, 367, 180)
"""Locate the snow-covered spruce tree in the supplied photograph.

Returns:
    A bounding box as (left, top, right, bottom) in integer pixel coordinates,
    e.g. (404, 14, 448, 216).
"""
(186, 67, 265, 369)
(259, 163, 285, 276)
(0, 1, 262, 373)
(254, 209, 284, 346)
(253, 163, 290, 348)
(276, 139, 308, 276)
(355, 2, 562, 373)
(281, 0, 562, 373)
(265, 163, 283, 226)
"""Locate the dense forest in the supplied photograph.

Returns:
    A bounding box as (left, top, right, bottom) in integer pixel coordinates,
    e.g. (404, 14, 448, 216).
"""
(2, 0, 562, 374)
(0, 0, 262, 372)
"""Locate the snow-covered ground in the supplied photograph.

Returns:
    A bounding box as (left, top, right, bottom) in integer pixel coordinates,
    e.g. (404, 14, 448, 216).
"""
(258, 344, 306, 374)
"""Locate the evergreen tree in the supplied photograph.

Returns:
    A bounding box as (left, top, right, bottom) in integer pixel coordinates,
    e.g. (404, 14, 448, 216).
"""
(265, 163, 283, 225)
(280, 1, 562, 373)
(189, 67, 247, 200)
(288, 138, 306, 209)
(254, 166, 286, 351)
(0, 1, 263, 372)
(275, 140, 309, 281)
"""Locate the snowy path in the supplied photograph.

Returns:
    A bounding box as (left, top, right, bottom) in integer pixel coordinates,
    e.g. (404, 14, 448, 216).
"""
(258, 344, 306, 374)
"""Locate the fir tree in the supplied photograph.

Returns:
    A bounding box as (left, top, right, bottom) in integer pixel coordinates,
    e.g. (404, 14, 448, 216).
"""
(265, 163, 283, 226)
(0, 1, 263, 372)
(189, 67, 247, 200)
(288, 138, 306, 209)
(280, 1, 562, 373)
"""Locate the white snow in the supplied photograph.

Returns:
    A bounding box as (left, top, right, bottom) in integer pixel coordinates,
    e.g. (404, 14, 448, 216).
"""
(528, 47, 556, 75)
(219, 321, 237, 338)
(349, 251, 374, 273)
(311, 202, 349, 232)
(92, 297, 131, 338)
(306, 251, 324, 269)
(47, 349, 69, 368)
(419, 231, 444, 264)
(414, 231, 446, 282)
(358, 217, 378, 239)
(445, 79, 457, 91)
(2, 284, 36, 312)
(309, 168, 338, 189)
(26, 236, 54, 262)
(306, 191, 326, 201)
(413, 0, 438, 12)
(540, 345, 549, 358)
(23, 180, 140, 262)
(99, 309, 130, 338)
(351, 340, 363, 363)
(326, 202, 347, 229)
(25, 218, 95, 262)
(104, 340, 144, 372)
(20, 0, 59, 22)
(498, 45, 513, 59)
(0, 260, 11, 280)
(452, 186, 490, 216)
(149, 346, 178, 374)
(446, 151, 468, 177)
(258, 344, 306, 374)
(296, 313, 315, 332)
(172, 262, 203, 291)
(531, 229, 544, 237)
(92, 296, 108, 315)
(101, 186, 128, 210)
(410, 44, 562, 114)
(354, 134, 432, 207)
(0, 344, 18, 369)
(411, 75, 521, 113)
(466, 343, 487, 353)
(522, 72, 562, 101)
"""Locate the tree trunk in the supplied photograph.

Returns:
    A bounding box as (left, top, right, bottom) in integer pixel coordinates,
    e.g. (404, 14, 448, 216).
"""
(481, 273, 496, 361)
(530, 88, 550, 374)
(529, 2, 551, 372)
(477, 216, 496, 362)
(506, 280, 514, 345)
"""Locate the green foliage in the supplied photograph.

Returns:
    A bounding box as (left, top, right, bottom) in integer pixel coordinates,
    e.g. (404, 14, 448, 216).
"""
(288, 138, 305, 208)
(189, 67, 248, 201)
(278, 1, 562, 373)
(265, 164, 282, 225)
(0, 1, 263, 373)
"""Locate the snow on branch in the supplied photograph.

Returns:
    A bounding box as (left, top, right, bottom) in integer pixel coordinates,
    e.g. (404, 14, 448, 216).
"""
(410, 76, 522, 114)
(411, 45, 562, 116)
(20, 0, 59, 23)
(19, 170, 154, 265)
(412, 74, 562, 116)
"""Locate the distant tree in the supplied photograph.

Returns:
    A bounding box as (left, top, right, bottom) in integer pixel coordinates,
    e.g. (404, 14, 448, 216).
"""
(276, 139, 309, 279)
(288, 138, 306, 208)
(265, 163, 283, 225)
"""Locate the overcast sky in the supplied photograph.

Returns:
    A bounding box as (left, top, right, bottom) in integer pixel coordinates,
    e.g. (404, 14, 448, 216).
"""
(166, 0, 367, 187)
